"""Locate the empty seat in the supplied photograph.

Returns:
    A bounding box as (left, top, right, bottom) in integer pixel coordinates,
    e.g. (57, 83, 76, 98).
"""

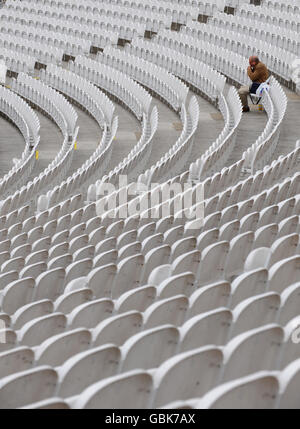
(198, 372, 279, 409)
(122, 326, 179, 372)
(72, 370, 152, 409)
(180, 309, 232, 352)
(143, 295, 189, 329)
(0, 367, 58, 409)
(18, 313, 67, 347)
(152, 347, 223, 408)
(222, 325, 284, 382)
(67, 299, 114, 329)
(93, 311, 143, 347)
(58, 345, 121, 397)
(36, 329, 92, 367)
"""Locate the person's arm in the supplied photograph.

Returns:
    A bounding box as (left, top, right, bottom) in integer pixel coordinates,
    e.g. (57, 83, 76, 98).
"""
(247, 64, 263, 82)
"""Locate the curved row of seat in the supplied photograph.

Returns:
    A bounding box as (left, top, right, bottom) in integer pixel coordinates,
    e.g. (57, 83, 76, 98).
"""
(0, 85, 40, 198)
(210, 12, 300, 57)
(19, 0, 201, 25)
(0, 33, 64, 66)
(182, 21, 296, 82)
(237, 2, 300, 32)
(12, 73, 78, 138)
(0, 47, 36, 74)
(70, 56, 152, 120)
(1, 21, 91, 57)
(99, 47, 189, 111)
(124, 38, 226, 99)
(0, 11, 118, 52)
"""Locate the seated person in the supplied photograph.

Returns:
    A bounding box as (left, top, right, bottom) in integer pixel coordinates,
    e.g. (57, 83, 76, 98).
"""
(238, 56, 270, 112)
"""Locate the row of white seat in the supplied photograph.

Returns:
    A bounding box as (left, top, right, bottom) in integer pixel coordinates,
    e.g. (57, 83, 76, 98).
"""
(246, 78, 287, 172)
(4, 0, 166, 34)
(99, 47, 189, 111)
(125, 38, 226, 98)
(0, 56, 154, 216)
(0, 63, 118, 216)
(200, 142, 300, 203)
(0, 32, 64, 65)
(153, 30, 250, 86)
(20, 0, 201, 24)
(70, 56, 152, 120)
(210, 12, 300, 57)
(0, 21, 91, 57)
(42, 65, 115, 129)
(265, 0, 300, 13)
(12, 73, 78, 138)
(18, 358, 300, 409)
(144, 30, 287, 176)
(38, 48, 188, 208)
(119, 37, 245, 185)
(0, 10, 119, 50)
(182, 21, 296, 82)
(236, 3, 300, 32)
(189, 87, 242, 180)
(1, 135, 297, 267)
(0, 47, 36, 74)
(1, 198, 298, 322)
(97, 46, 237, 186)
(101, 106, 158, 188)
(0, 85, 40, 198)
(1, 315, 300, 408)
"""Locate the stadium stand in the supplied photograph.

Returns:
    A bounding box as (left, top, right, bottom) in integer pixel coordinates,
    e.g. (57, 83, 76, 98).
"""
(0, 0, 299, 409)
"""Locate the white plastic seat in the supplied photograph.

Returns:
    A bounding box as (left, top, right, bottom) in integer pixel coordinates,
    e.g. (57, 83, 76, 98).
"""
(278, 359, 300, 409)
(268, 256, 300, 293)
(21, 398, 70, 409)
(188, 281, 230, 317)
(34, 268, 65, 301)
(112, 254, 144, 299)
(0, 367, 58, 409)
(12, 300, 54, 330)
(143, 295, 189, 329)
(121, 326, 179, 371)
(57, 345, 121, 398)
(0, 278, 35, 315)
(115, 286, 156, 314)
(18, 313, 67, 347)
(197, 372, 279, 409)
(197, 242, 229, 285)
(67, 299, 114, 329)
(231, 293, 280, 337)
(36, 329, 91, 367)
(230, 269, 268, 308)
(152, 347, 223, 408)
(72, 370, 152, 409)
(222, 324, 284, 382)
(86, 264, 117, 299)
(0, 347, 34, 379)
(157, 272, 195, 299)
(54, 289, 93, 314)
(279, 282, 300, 325)
(92, 311, 143, 347)
(65, 259, 93, 285)
(180, 309, 232, 352)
